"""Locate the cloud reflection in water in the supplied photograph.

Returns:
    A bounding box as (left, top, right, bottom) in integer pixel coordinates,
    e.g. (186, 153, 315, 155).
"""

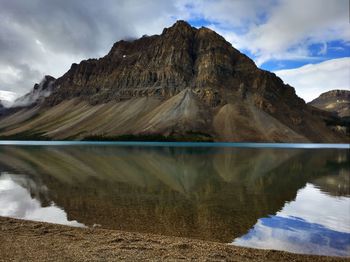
(0, 172, 84, 227)
(233, 184, 350, 257)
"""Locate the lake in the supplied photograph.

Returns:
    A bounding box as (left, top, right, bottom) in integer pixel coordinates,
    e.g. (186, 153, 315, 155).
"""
(0, 141, 349, 257)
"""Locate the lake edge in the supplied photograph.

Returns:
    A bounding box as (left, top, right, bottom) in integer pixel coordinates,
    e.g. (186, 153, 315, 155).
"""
(0, 140, 349, 149)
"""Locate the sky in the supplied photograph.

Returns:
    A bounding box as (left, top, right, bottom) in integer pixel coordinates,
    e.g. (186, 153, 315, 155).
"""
(0, 0, 349, 103)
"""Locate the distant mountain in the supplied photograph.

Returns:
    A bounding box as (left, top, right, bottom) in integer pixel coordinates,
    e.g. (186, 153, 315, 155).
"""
(0, 90, 18, 107)
(308, 90, 350, 136)
(309, 90, 350, 118)
(0, 21, 347, 142)
(0, 100, 7, 118)
(0, 100, 5, 114)
(13, 75, 56, 107)
(0, 101, 3, 116)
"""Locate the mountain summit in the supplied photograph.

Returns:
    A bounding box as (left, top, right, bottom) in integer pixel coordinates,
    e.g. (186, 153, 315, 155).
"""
(46, 20, 257, 106)
(0, 21, 347, 142)
(309, 90, 350, 118)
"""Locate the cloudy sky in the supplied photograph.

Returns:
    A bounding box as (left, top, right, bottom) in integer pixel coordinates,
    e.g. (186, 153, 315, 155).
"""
(0, 0, 349, 102)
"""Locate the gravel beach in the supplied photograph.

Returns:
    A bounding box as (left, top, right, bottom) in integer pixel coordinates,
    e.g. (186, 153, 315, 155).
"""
(0, 216, 348, 261)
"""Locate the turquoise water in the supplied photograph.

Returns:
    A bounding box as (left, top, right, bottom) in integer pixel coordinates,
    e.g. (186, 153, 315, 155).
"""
(0, 140, 349, 148)
(0, 141, 349, 256)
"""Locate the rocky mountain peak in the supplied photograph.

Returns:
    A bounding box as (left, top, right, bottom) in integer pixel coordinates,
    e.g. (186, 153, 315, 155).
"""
(162, 20, 194, 34)
(46, 20, 261, 106)
(13, 75, 56, 107)
(33, 75, 56, 91)
(173, 19, 192, 28)
(317, 90, 350, 99)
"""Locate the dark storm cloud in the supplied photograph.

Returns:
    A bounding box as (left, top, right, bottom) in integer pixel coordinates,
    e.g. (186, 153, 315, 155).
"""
(1, 0, 134, 56)
(0, 0, 181, 95)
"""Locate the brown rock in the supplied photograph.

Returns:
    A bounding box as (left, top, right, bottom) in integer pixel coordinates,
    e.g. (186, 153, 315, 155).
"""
(309, 90, 350, 118)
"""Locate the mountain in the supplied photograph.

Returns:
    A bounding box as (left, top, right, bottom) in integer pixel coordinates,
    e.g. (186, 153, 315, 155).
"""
(0, 21, 347, 142)
(309, 90, 350, 118)
(0, 101, 4, 116)
(308, 90, 350, 137)
(12, 75, 56, 107)
(0, 100, 5, 116)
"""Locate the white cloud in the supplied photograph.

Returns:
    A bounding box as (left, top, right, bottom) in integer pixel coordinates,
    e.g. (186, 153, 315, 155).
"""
(0, 90, 19, 106)
(318, 42, 327, 56)
(0, 0, 186, 96)
(189, 0, 349, 66)
(244, 0, 349, 63)
(181, 0, 274, 29)
(274, 57, 350, 102)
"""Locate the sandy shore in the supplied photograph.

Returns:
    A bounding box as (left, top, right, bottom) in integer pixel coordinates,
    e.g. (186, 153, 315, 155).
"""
(0, 217, 348, 261)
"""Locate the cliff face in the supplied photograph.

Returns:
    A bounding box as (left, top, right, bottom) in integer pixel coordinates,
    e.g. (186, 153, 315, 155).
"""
(309, 90, 350, 118)
(46, 21, 253, 105)
(47, 21, 302, 113)
(0, 21, 347, 142)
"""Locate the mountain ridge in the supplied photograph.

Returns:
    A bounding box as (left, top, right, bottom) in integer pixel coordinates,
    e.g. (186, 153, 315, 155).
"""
(0, 21, 347, 142)
(45, 20, 260, 106)
(309, 89, 350, 118)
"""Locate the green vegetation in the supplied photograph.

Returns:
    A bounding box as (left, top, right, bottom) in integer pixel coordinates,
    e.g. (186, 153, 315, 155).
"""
(0, 131, 214, 142)
(83, 132, 214, 142)
(325, 117, 350, 127)
(0, 131, 51, 141)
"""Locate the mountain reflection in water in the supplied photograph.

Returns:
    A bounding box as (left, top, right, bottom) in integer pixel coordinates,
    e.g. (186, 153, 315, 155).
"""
(0, 145, 348, 256)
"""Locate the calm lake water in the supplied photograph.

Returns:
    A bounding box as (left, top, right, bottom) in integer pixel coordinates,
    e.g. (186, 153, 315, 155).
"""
(0, 142, 349, 257)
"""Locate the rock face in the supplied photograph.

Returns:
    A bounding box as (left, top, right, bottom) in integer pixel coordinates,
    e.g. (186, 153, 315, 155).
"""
(46, 21, 257, 106)
(0, 21, 347, 142)
(309, 90, 350, 118)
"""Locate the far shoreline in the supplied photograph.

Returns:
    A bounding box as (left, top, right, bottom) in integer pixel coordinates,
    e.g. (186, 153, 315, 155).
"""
(0, 140, 349, 149)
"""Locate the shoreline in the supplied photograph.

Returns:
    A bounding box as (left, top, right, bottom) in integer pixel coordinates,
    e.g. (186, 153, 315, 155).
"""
(0, 140, 349, 149)
(0, 217, 347, 261)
